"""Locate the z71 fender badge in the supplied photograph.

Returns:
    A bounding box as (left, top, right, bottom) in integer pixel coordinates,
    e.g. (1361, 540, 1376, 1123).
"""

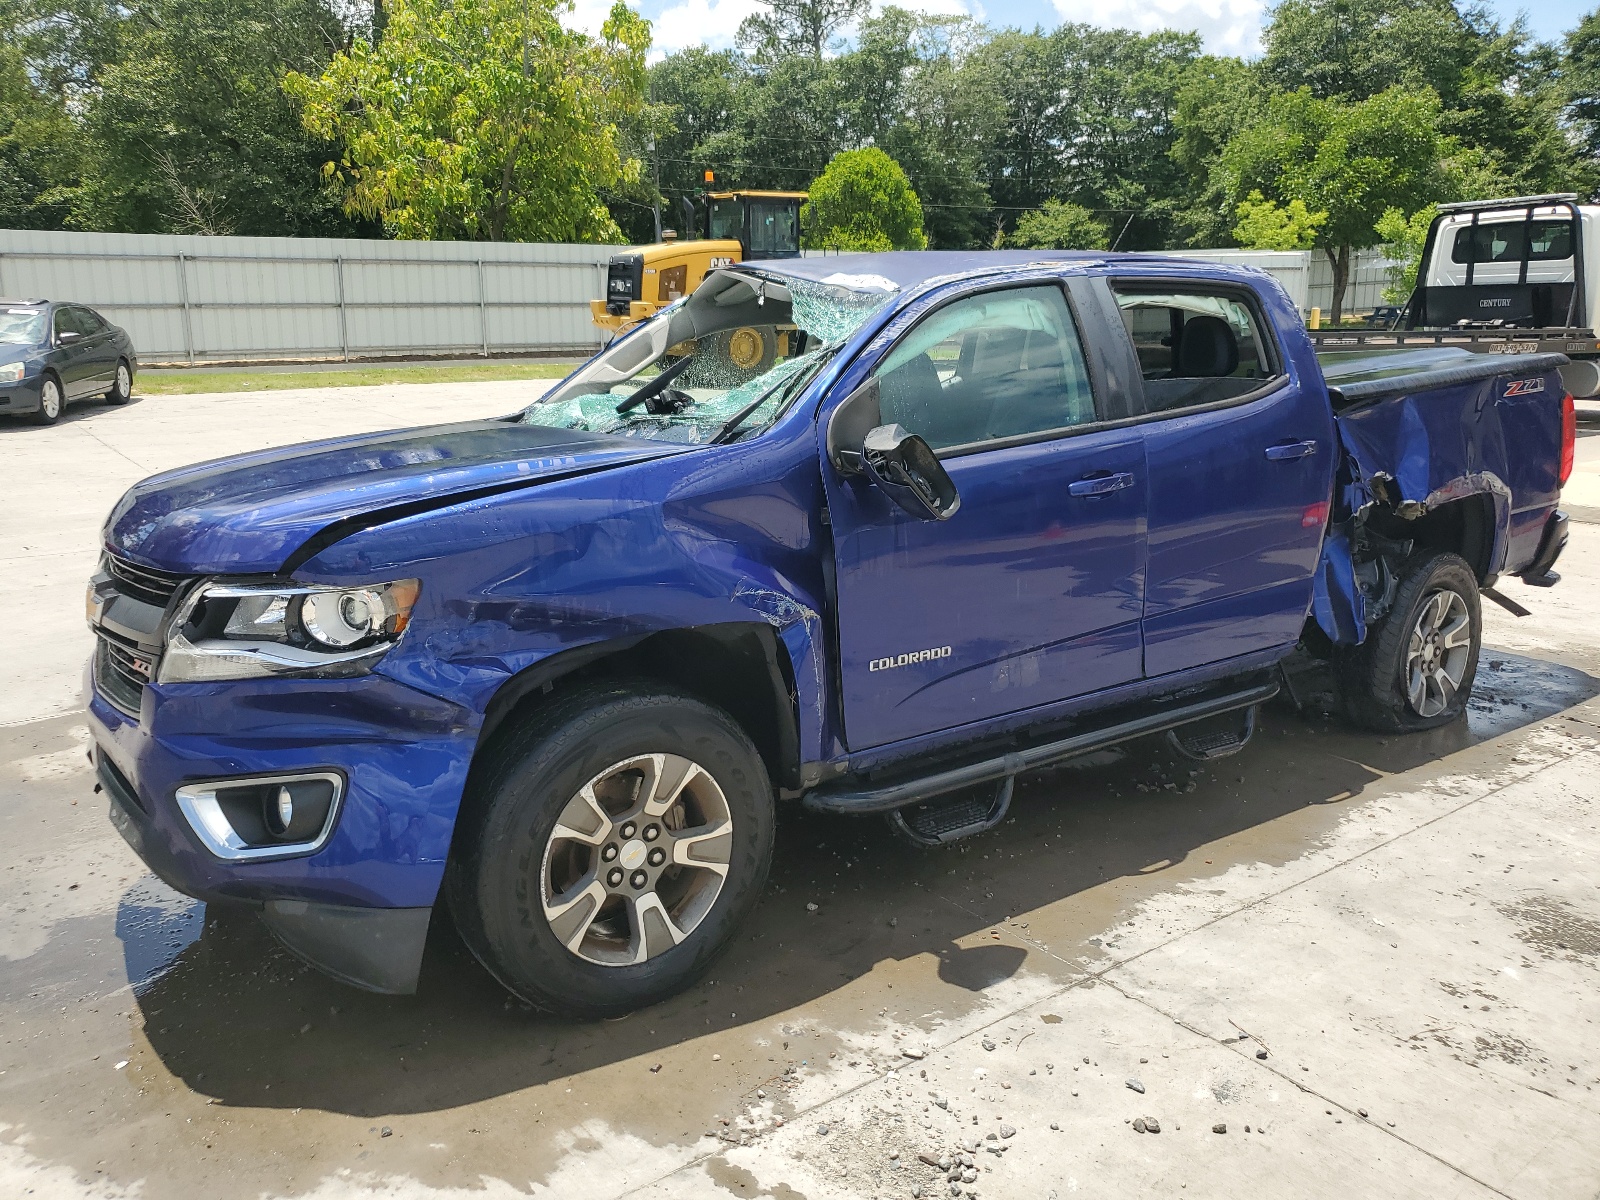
(869, 646, 952, 672)
(1503, 377, 1546, 396)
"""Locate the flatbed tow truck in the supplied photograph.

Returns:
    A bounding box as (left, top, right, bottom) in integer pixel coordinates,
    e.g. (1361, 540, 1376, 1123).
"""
(1307, 194, 1600, 401)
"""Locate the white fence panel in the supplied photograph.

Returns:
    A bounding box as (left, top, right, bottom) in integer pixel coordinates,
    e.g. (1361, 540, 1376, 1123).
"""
(0, 228, 620, 365)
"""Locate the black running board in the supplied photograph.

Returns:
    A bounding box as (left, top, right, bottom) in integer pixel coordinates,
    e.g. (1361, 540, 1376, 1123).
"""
(803, 679, 1280, 818)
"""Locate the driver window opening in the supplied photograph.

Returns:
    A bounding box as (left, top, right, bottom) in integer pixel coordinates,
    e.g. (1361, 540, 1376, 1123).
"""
(870, 285, 1097, 452)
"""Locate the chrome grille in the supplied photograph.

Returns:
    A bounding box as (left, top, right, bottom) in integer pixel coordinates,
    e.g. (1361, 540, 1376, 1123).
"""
(95, 635, 152, 718)
(103, 552, 188, 609)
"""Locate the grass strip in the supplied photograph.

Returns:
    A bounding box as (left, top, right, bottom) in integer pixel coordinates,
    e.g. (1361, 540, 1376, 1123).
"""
(138, 361, 578, 395)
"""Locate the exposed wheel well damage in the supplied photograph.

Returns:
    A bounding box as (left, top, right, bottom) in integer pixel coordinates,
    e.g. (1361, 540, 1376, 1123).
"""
(473, 624, 802, 793)
(1313, 487, 1499, 647)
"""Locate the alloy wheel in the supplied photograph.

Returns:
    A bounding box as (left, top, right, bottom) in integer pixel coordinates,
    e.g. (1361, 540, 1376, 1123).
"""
(41, 379, 61, 420)
(1405, 588, 1471, 718)
(115, 363, 131, 398)
(539, 753, 733, 966)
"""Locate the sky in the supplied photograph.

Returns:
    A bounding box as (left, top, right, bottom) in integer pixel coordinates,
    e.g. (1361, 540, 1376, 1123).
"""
(569, 0, 1593, 62)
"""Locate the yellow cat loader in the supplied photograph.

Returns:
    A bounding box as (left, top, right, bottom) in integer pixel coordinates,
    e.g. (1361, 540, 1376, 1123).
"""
(591, 189, 806, 369)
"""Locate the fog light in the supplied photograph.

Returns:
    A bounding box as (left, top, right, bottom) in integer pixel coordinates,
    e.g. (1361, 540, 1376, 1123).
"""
(176, 771, 344, 861)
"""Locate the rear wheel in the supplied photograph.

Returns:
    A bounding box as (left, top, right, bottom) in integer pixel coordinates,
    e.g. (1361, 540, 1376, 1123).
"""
(104, 359, 132, 405)
(448, 681, 774, 1017)
(1333, 550, 1481, 732)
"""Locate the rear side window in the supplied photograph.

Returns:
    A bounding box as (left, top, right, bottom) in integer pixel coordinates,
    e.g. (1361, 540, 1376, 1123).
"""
(1451, 221, 1573, 264)
(75, 307, 107, 333)
(1115, 290, 1277, 413)
(872, 285, 1097, 451)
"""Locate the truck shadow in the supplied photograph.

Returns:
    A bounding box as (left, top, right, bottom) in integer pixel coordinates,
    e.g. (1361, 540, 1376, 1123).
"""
(124, 650, 1597, 1119)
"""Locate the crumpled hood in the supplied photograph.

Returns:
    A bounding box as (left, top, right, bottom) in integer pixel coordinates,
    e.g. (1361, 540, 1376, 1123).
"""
(105, 419, 684, 575)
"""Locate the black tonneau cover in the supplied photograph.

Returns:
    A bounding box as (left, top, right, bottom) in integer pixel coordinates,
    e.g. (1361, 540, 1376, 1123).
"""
(1317, 345, 1570, 406)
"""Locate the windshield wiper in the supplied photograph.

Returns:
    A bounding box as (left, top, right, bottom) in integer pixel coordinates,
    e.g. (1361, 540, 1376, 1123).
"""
(615, 354, 694, 415)
(712, 352, 828, 444)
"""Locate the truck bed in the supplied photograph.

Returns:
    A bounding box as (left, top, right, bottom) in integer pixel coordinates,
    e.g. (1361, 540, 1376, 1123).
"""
(1308, 326, 1597, 360)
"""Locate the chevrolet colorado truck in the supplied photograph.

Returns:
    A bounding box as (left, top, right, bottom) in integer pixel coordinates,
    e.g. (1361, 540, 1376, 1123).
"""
(85, 251, 1575, 1016)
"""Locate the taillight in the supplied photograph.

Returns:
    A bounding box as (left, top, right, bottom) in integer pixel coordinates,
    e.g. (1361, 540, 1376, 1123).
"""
(1560, 391, 1575, 487)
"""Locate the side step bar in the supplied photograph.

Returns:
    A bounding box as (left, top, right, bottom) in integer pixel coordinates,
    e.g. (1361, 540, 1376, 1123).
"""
(802, 679, 1280, 818)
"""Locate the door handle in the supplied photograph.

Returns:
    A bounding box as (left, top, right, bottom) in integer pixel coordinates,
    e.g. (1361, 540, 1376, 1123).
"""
(1264, 440, 1318, 461)
(1068, 471, 1136, 497)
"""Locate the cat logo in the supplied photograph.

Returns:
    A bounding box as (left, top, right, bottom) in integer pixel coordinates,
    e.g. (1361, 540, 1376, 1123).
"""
(1503, 377, 1546, 397)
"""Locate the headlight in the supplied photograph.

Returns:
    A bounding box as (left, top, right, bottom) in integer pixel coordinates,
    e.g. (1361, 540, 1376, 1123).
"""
(0, 362, 25, 384)
(157, 578, 420, 683)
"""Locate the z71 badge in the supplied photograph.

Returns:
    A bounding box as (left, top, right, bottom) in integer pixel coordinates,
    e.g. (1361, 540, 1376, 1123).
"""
(1503, 377, 1546, 397)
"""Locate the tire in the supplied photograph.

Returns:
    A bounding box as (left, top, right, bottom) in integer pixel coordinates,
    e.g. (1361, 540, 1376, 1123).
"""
(715, 326, 777, 375)
(447, 680, 775, 1018)
(104, 359, 132, 405)
(1333, 550, 1481, 733)
(33, 374, 63, 425)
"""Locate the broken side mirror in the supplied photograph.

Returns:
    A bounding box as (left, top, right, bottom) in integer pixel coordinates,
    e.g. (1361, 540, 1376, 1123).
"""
(861, 424, 960, 521)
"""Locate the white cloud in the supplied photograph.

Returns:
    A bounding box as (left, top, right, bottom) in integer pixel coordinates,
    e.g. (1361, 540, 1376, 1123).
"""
(1048, 0, 1267, 55)
(648, 0, 765, 53)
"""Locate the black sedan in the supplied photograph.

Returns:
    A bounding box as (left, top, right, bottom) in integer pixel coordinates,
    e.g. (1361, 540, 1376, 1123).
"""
(0, 300, 138, 425)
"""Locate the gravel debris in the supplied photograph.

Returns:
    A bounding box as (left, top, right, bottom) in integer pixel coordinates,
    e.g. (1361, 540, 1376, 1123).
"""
(981, 1038, 996, 1052)
(1126, 1078, 1145, 1094)
(1132, 1118, 1147, 1133)
(999, 1124, 1015, 1139)
(1213, 1123, 1227, 1134)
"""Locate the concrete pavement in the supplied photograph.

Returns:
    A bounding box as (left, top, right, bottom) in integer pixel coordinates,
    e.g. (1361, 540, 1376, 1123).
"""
(0, 382, 1596, 1199)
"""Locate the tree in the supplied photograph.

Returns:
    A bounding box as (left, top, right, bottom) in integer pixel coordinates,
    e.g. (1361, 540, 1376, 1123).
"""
(837, 8, 997, 248)
(1222, 85, 1464, 322)
(1170, 55, 1269, 245)
(286, 0, 651, 242)
(69, 0, 364, 236)
(1564, 9, 1600, 170)
(1261, 0, 1478, 103)
(736, 0, 867, 63)
(1008, 199, 1108, 249)
(801, 148, 926, 251)
(0, 43, 79, 228)
(1375, 204, 1437, 303)
(1232, 190, 1326, 250)
(1262, 0, 1592, 198)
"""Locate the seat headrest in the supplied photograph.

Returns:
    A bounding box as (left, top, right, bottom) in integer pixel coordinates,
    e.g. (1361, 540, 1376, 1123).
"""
(1176, 315, 1239, 378)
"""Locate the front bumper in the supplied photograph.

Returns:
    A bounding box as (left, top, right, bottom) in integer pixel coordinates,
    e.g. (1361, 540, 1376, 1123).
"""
(88, 666, 479, 993)
(0, 373, 44, 414)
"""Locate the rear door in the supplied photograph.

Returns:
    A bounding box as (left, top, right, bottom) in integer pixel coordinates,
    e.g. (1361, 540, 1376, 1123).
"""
(823, 279, 1148, 750)
(72, 307, 118, 391)
(1109, 281, 1336, 677)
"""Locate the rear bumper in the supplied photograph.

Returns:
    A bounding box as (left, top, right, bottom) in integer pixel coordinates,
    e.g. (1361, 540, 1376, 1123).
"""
(88, 663, 480, 994)
(1519, 508, 1568, 584)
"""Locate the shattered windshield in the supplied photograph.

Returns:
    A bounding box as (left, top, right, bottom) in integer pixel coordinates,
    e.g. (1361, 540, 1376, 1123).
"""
(521, 271, 899, 444)
(0, 308, 45, 346)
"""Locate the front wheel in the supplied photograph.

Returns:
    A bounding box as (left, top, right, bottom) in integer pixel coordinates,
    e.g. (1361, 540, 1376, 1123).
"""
(448, 681, 774, 1017)
(1333, 550, 1482, 732)
(33, 375, 63, 425)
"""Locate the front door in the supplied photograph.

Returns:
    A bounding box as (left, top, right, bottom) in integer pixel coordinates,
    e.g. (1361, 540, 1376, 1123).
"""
(1110, 283, 1337, 677)
(823, 282, 1148, 751)
(52, 306, 93, 398)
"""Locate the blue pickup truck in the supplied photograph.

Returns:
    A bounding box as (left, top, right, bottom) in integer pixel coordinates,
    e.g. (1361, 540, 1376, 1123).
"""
(85, 252, 1575, 1016)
